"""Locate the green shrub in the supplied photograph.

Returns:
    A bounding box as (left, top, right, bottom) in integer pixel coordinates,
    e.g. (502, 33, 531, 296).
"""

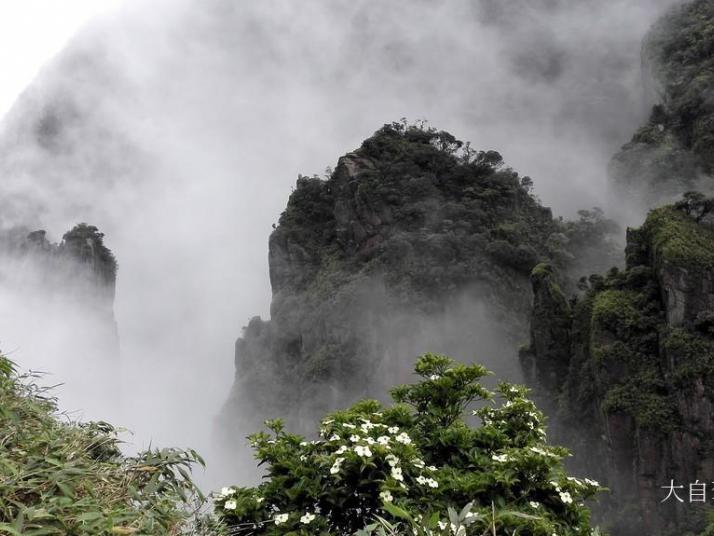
(216, 354, 603, 535)
(0, 355, 216, 535)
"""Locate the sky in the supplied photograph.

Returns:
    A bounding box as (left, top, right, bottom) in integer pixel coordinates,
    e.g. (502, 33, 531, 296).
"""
(0, 0, 122, 120)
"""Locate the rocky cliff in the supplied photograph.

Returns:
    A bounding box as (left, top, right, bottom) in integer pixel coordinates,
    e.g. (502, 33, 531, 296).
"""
(610, 0, 714, 207)
(0, 221, 119, 361)
(221, 122, 618, 437)
(2, 222, 116, 302)
(16, 223, 117, 307)
(522, 199, 714, 535)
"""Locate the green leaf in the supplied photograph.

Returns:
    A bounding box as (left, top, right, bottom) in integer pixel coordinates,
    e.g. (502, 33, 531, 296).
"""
(77, 512, 104, 523)
(381, 502, 413, 523)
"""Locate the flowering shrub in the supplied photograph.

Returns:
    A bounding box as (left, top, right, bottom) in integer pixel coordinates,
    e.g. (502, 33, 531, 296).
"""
(216, 354, 602, 535)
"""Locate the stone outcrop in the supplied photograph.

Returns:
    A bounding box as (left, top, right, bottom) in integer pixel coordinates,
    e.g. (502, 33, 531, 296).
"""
(4, 223, 117, 307)
(0, 222, 118, 347)
(220, 122, 618, 439)
(522, 203, 714, 535)
(520, 263, 572, 393)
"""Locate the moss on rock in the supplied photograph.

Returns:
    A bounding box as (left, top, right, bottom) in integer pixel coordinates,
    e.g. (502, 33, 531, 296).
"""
(642, 206, 714, 271)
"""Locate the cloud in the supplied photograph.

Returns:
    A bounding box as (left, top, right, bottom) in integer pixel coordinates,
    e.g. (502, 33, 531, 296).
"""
(0, 0, 681, 488)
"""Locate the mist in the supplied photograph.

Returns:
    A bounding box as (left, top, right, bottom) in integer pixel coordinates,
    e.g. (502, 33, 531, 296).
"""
(0, 0, 681, 490)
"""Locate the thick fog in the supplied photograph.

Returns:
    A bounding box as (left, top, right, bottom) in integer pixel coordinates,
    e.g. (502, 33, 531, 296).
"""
(0, 0, 681, 489)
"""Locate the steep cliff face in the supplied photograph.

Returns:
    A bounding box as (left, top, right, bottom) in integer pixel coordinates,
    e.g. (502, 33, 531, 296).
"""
(610, 0, 714, 206)
(15, 223, 117, 308)
(221, 122, 618, 437)
(523, 202, 714, 535)
(0, 221, 119, 380)
(2, 223, 116, 306)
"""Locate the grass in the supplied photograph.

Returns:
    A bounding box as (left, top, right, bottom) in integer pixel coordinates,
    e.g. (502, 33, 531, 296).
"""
(0, 356, 219, 536)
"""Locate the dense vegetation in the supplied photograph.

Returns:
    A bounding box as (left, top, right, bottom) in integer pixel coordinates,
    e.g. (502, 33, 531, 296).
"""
(645, 0, 714, 171)
(609, 0, 714, 202)
(0, 350, 604, 535)
(522, 194, 714, 534)
(217, 354, 602, 535)
(0, 355, 215, 535)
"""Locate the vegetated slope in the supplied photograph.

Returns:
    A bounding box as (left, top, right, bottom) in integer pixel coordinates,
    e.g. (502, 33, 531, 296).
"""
(610, 0, 714, 206)
(0, 355, 214, 535)
(220, 121, 619, 439)
(521, 196, 714, 535)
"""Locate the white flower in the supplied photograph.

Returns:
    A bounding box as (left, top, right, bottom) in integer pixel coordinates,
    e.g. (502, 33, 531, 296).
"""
(529, 501, 539, 509)
(429, 374, 440, 380)
(585, 478, 600, 487)
(379, 490, 393, 503)
(391, 466, 404, 481)
(377, 436, 390, 445)
(386, 454, 399, 467)
(361, 421, 376, 432)
(559, 491, 573, 504)
(350, 435, 361, 442)
(300, 512, 316, 524)
(299, 441, 308, 446)
(388, 426, 399, 434)
(550, 480, 561, 491)
(416, 475, 438, 488)
(329, 434, 340, 441)
(343, 423, 356, 429)
(365, 437, 375, 445)
(426, 465, 437, 471)
(491, 454, 509, 463)
(219, 486, 234, 497)
(274, 513, 289, 525)
(395, 432, 412, 444)
(224, 499, 237, 510)
(336, 445, 348, 454)
(412, 458, 425, 469)
(438, 521, 448, 530)
(330, 457, 345, 474)
(355, 445, 373, 458)
(256, 497, 264, 504)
